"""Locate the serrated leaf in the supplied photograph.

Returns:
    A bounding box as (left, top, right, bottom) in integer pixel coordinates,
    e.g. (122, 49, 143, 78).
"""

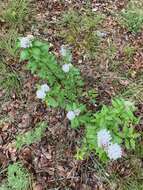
(130, 139, 135, 149)
(125, 139, 130, 149)
(47, 97, 58, 107)
(33, 40, 44, 47)
(40, 44, 49, 52)
(20, 50, 29, 61)
(31, 47, 41, 58)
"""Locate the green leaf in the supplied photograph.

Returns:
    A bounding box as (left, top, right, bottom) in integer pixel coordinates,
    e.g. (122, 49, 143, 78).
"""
(16, 40, 21, 49)
(40, 44, 49, 52)
(20, 49, 29, 61)
(31, 47, 41, 58)
(133, 133, 140, 138)
(33, 40, 44, 47)
(27, 60, 38, 74)
(33, 40, 50, 51)
(71, 118, 79, 128)
(16, 122, 48, 149)
(130, 139, 135, 149)
(46, 97, 58, 107)
(114, 135, 122, 144)
(125, 139, 130, 149)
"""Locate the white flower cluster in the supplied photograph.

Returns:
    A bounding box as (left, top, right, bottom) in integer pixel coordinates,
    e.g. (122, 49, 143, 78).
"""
(62, 63, 72, 73)
(36, 84, 50, 100)
(107, 143, 122, 160)
(60, 45, 73, 73)
(60, 45, 67, 57)
(97, 129, 111, 148)
(97, 129, 122, 160)
(66, 109, 80, 121)
(20, 35, 34, 48)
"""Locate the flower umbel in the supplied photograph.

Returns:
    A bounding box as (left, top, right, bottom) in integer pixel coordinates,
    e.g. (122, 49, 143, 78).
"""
(36, 89, 46, 100)
(60, 45, 72, 63)
(36, 84, 50, 100)
(67, 111, 76, 120)
(40, 84, 50, 92)
(20, 35, 33, 48)
(107, 143, 122, 160)
(62, 64, 72, 73)
(97, 129, 112, 148)
(60, 45, 67, 57)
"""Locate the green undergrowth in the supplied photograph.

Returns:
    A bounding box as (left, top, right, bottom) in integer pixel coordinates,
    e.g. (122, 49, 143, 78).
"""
(16, 122, 48, 149)
(120, 2, 143, 33)
(0, 162, 31, 190)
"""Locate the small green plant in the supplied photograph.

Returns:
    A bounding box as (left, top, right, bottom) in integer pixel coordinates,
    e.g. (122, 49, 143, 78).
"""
(16, 122, 48, 149)
(18, 37, 83, 109)
(58, 9, 104, 57)
(120, 4, 143, 33)
(0, 162, 31, 190)
(82, 88, 98, 105)
(7, 162, 30, 190)
(77, 98, 140, 161)
(123, 45, 136, 58)
(0, 0, 30, 26)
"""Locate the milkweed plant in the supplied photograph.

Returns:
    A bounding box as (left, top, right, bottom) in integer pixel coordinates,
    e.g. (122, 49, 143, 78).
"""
(17, 35, 140, 162)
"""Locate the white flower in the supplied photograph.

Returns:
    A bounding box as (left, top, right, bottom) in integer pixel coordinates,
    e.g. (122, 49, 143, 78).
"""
(40, 84, 50, 92)
(36, 89, 46, 100)
(20, 37, 32, 48)
(107, 143, 122, 160)
(62, 64, 72, 73)
(97, 129, 112, 148)
(36, 84, 50, 100)
(60, 45, 67, 57)
(60, 45, 72, 62)
(74, 109, 81, 116)
(67, 111, 76, 120)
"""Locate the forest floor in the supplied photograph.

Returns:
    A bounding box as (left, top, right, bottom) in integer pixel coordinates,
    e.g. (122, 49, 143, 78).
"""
(0, 0, 143, 190)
